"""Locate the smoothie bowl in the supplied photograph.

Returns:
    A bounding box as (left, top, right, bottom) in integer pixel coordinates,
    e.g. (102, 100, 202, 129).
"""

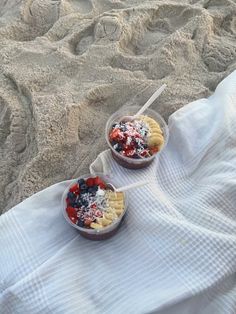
(105, 106, 169, 169)
(62, 173, 128, 240)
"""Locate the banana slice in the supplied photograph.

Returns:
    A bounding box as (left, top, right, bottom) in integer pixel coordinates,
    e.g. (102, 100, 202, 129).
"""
(107, 207, 119, 215)
(106, 191, 124, 209)
(138, 115, 164, 149)
(148, 133, 164, 146)
(115, 210, 123, 216)
(112, 206, 124, 211)
(104, 212, 117, 220)
(139, 115, 157, 125)
(150, 126, 162, 133)
(90, 222, 103, 229)
(108, 200, 124, 207)
(96, 217, 112, 227)
(106, 191, 124, 201)
(90, 191, 125, 230)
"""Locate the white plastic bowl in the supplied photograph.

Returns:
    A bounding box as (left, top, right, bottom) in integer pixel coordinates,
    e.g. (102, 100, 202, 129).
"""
(105, 106, 169, 169)
(62, 173, 128, 240)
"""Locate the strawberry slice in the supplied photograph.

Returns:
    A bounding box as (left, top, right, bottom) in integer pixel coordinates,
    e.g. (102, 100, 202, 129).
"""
(84, 218, 93, 227)
(124, 148, 135, 157)
(140, 149, 149, 157)
(86, 177, 94, 187)
(94, 176, 106, 189)
(109, 129, 124, 141)
(66, 206, 77, 224)
(150, 147, 159, 154)
(95, 209, 102, 217)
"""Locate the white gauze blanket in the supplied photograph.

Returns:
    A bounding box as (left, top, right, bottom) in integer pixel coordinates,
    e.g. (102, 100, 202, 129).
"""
(1, 71, 236, 314)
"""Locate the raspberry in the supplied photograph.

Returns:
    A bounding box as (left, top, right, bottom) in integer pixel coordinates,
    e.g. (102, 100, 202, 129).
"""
(94, 176, 106, 189)
(66, 207, 77, 224)
(86, 177, 94, 187)
(99, 182, 106, 189)
(69, 216, 77, 224)
(69, 184, 80, 194)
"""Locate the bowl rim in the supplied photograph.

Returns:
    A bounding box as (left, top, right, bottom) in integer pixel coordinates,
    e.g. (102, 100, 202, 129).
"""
(105, 106, 169, 164)
(62, 173, 128, 234)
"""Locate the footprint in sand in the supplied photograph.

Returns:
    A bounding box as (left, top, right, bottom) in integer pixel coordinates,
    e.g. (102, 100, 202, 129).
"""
(70, 0, 93, 14)
(202, 2, 236, 72)
(203, 37, 236, 72)
(68, 22, 95, 55)
(126, 5, 202, 55)
(203, 0, 232, 9)
(72, 15, 123, 55)
(221, 12, 236, 36)
(110, 5, 202, 79)
(0, 0, 22, 17)
(23, 0, 60, 34)
(75, 26, 94, 55)
(95, 15, 123, 41)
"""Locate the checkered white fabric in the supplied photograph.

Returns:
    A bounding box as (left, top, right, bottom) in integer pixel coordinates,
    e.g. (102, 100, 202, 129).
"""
(1, 71, 236, 314)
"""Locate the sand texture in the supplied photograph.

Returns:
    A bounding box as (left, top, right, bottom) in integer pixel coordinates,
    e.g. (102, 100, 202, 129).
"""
(0, 0, 236, 213)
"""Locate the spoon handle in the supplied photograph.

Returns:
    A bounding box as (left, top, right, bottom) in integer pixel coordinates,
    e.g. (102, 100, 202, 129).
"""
(133, 84, 167, 118)
(115, 180, 149, 192)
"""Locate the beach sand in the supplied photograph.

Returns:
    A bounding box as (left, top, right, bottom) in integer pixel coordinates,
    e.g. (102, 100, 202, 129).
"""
(0, 0, 236, 213)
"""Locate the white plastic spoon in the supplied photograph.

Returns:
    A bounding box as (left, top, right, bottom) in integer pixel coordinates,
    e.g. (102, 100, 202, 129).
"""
(107, 180, 149, 193)
(133, 83, 167, 119)
(120, 84, 167, 123)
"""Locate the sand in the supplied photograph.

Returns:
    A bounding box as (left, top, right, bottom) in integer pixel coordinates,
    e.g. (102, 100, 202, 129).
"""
(0, 0, 236, 213)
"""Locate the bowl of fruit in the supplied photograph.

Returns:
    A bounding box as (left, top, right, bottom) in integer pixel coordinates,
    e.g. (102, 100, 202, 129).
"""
(62, 174, 128, 240)
(105, 106, 169, 169)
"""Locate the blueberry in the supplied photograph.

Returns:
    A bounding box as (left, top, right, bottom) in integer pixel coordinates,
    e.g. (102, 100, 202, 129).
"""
(90, 185, 98, 192)
(88, 187, 94, 193)
(112, 123, 117, 129)
(80, 183, 87, 190)
(78, 179, 85, 186)
(81, 200, 89, 207)
(80, 189, 88, 194)
(77, 199, 82, 207)
(143, 144, 148, 149)
(111, 140, 118, 147)
(80, 184, 88, 193)
(116, 143, 123, 152)
(77, 220, 84, 227)
(68, 192, 75, 200)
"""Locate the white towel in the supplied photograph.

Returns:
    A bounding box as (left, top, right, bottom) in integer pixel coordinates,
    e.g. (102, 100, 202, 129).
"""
(1, 71, 236, 314)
